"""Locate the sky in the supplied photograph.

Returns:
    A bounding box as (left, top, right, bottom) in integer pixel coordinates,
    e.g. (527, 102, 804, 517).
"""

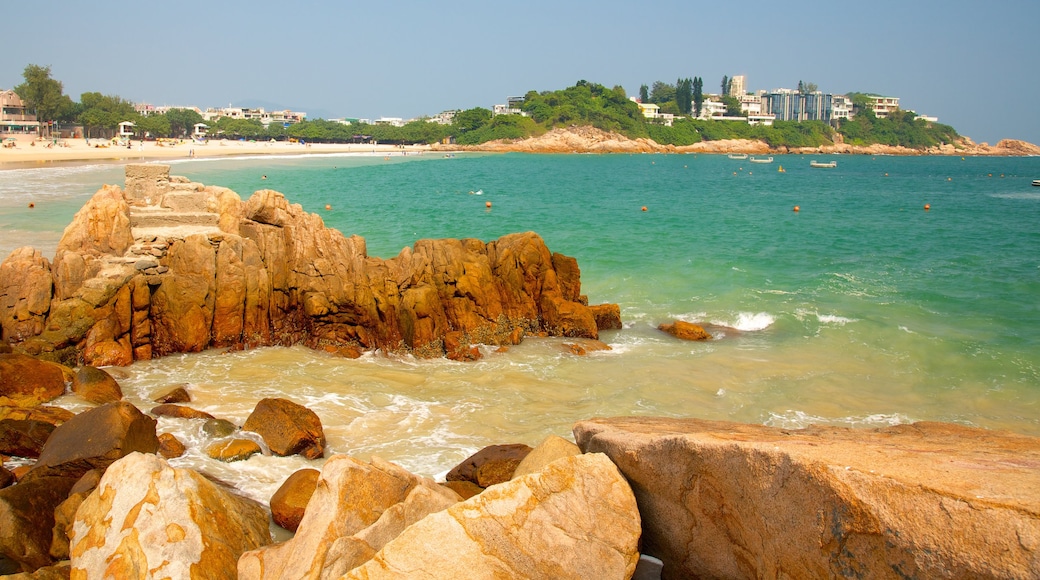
(3, 0, 1038, 145)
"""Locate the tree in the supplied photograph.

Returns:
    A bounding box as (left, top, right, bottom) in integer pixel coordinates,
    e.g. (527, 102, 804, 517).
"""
(675, 78, 692, 115)
(639, 84, 649, 103)
(164, 108, 204, 138)
(692, 77, 704, 117)
(13, 64, 68, 135)
(453, 107, 492, 133)
(721, 75, 729, 96)
(649, 81, 675, 104)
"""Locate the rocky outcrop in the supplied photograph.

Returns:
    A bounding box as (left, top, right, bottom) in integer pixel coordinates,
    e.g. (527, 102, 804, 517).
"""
(658, 320, 712, 341)
(69, 452, 271, 580)
(574, 417, 1040, 579)
(343, 453, 641, 579)
(0, 165, 615, 365)
(440, 125, 1040, 157)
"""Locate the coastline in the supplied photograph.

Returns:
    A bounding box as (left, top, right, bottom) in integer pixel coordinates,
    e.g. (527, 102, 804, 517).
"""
(3, 127, 1038, 170)
(0, 138, 429, 170)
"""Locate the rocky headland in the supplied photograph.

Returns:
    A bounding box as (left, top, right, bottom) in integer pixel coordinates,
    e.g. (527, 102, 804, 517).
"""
(2, 165, 1039, 578)
(0, 165, 619, 368)
(435, 125, 1040, 156)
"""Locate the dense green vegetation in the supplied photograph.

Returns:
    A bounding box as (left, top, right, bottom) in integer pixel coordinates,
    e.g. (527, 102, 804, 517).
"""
(11, 64, 960, 149)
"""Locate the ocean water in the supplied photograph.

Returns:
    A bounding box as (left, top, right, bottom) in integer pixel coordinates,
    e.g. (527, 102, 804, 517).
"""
(2, 152, 1039, 504)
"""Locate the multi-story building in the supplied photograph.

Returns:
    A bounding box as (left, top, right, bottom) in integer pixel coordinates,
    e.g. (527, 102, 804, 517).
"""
(764, 89, 834, 122)
(201, 106, 306, 127)
(0, 90, 40, 134)
(728, 75, 746, 97)
(861, 94, 900, 118)
(832, 95, 853, 121)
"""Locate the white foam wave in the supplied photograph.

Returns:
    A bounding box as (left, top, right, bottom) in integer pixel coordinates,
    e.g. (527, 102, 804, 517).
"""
(817, 313, 856, 325)
(713, 312, 775, 331)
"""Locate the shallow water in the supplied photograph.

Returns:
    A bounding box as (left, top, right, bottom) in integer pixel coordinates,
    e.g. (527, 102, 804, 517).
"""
(2, 152, 1039, 504)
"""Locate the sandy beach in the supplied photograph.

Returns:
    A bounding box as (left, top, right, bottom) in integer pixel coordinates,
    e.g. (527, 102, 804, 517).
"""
(0, 135, 431, 169)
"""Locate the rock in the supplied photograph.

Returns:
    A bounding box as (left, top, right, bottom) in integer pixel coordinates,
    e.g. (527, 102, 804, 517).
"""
(49, 470, 102, 560)
(27, 401, 158, 481)
(152, 384, 191, 403)
(70, 366, 122, 405)
(440, 479, 483, 500)
(446, 443, 533, 488)
(150, 403, 215, 420)
(0, 354, 68, 407)
(202, 418, 236, 437)
(343, 453, 641, 579)
(0, 562, 70, 579)
(0, 466, 12, 489)
(0, 475, 78, 572)
(512, 435, 581, 479)
(206, 438, 262, 462)
(269, 468, 320, 532)
(0, 418, 57, 458)
(242, 398, 325, 459)
(562, 338, 612, 356)
(657, 319, 712, 341)
(590, 303, 622, 330)
(157, 432, 186, 459)
(69, 452, 271, 579)
(0, 406, 75, 425)
(574, 417, 1040, 580)
(238, 455, 459, 580)
(0, 247, 53, 342)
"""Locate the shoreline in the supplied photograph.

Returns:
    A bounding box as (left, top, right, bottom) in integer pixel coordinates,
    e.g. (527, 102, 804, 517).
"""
(0, 138, 430, 170)
(3, 128, 1039, 170)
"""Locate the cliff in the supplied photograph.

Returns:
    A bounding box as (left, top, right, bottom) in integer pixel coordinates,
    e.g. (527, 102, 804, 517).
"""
(0, 165, 613, 366)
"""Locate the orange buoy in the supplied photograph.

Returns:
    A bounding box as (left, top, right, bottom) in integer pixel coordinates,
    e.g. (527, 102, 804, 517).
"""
(485, 201, 492, 208)
(325, 204, 331, 211)
(924, 204, 931, 210)
(793, 205, 800, 212)
(641, 206, 648, 212)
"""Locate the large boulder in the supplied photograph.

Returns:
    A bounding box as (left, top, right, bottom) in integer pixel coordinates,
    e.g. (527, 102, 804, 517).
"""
(574, 417, 1040, 579)
(446, 443, 532, 488)
(27, 401, 158, 481)
(0, 475, 78, 572)
(242, 397, 325, 459)
(0, 406, 74, 459)
(343, 453, 641, 579)
(69, 452, 271, 579)
(238, 455, 459, 580)
(0, 354, 68, 407)
(512, 435, 581, 479)
(50, 469, 102, 560)
(657, 320, 711, 341)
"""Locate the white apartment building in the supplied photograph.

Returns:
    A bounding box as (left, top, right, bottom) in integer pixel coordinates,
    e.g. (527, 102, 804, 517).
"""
(863, 95, 899, 118)
(832, 94, 853, 121)
(201, 106, 306, 127)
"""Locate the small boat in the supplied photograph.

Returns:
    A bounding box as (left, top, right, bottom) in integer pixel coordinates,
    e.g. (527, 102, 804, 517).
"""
(749, 156, 773, 164)
(777, 165, 785, 173)
(727, 153, 748, 160)
(1033, 179, 1040, 187)
(810, 161, 837, 168)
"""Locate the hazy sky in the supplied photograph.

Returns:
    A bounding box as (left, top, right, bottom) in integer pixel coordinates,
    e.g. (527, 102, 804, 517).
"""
(3, 0, 1038, 145)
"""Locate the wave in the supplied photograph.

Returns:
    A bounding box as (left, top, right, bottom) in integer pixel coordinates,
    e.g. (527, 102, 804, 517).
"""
(712, 312, 775, 331)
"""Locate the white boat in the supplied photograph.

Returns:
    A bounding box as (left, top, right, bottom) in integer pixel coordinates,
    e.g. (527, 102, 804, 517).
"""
(810, 160, 837, 168)
(1033, 179, 1040, 187)
(727, 153, 748, 160)
(749, 156, 773, 164)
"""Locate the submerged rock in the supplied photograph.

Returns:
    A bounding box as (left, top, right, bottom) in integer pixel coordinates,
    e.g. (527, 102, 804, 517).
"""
(574, 417, 1040, 579)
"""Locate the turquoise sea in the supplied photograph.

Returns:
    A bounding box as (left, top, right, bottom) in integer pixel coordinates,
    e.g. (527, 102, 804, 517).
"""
(2, 152, 1039, 501)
